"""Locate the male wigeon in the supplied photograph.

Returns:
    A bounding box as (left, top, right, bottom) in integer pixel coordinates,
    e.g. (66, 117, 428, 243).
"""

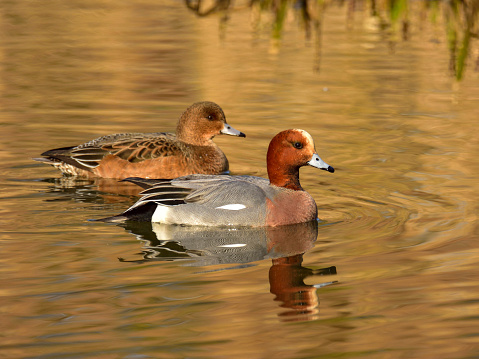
(101, 129, 334, 227)
(35, 101, 245, 179)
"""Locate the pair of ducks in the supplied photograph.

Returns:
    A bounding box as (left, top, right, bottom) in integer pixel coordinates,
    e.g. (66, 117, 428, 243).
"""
(36, 101, 334, 227)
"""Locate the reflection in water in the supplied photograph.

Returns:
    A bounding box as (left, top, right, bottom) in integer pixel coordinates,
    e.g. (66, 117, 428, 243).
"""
(270, 255, 337, 321)
(119, 220, 319, 265)
(1, 0, 478, 355)
(39, 177, 143, 204)
(118, 220, 338, 320)
(186, 0, 478, 78)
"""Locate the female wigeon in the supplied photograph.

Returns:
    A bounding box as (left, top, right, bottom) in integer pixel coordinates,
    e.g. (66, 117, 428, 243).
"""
(35, 102, 245, 179)
(102, 129, 334, 227)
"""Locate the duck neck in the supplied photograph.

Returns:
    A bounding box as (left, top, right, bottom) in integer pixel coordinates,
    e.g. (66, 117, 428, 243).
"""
(176, 123, 212, 146)
(267, 163, 303, 191)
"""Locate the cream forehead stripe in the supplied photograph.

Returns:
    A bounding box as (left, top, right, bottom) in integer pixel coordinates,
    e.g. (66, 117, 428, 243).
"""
(292, 129, 315, 148)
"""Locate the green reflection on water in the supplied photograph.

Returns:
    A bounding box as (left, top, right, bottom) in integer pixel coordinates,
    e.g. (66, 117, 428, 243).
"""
(186, 0, 478, 79)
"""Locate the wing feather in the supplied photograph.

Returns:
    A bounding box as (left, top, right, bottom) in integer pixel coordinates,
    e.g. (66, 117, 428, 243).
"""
(66, 132, 183, 168)
(124, 175, 269, 215)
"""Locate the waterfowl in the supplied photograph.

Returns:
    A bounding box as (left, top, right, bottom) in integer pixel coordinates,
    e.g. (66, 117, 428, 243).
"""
(35, 101, 245, 179)
(102, 129, 334, 227)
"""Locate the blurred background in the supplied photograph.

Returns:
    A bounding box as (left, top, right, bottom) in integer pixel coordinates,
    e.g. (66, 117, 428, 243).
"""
(1, 0, 478, 358)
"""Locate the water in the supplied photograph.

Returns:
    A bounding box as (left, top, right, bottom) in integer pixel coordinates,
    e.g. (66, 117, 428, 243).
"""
(1, 1, 479, 358)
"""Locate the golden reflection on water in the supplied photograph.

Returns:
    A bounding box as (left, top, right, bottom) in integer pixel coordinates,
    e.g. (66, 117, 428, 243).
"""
(117, 221, 338, 322)
(0, 0, 479, 358)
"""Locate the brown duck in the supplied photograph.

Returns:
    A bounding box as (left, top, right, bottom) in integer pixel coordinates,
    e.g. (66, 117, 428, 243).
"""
(35, 101, 245, 179)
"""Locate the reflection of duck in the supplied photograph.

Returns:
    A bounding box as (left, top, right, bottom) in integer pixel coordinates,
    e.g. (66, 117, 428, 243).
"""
(34, 102, 245, 179)
(270, 255, 337, 322)
(119, 220, 320, 266)
(102, 129, 334, 227)
(118, 220, 338, 321)
(38, 177, 144, 204)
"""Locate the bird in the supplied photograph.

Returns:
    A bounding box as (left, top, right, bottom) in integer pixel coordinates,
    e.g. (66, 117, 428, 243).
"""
(34, 101, 245, 179)
(100, 129, 334, 227)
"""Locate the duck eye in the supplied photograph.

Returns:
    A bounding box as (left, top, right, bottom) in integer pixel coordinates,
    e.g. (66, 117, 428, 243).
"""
(207, 114, 214, 120)
(293, 142, 303, 149)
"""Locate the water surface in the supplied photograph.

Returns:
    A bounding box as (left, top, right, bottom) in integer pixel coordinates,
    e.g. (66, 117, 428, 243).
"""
(1, 1, 479, 358)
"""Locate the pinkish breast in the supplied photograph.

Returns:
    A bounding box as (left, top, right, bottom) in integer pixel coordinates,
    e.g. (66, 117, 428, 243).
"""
(265, 190, 318, 227)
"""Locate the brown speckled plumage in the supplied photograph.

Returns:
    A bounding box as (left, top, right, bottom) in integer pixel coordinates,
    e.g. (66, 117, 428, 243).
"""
(35, 102, 245, 179)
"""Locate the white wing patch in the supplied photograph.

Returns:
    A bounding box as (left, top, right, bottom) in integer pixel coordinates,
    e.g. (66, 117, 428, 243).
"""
(215, 204, 246, 210)
(218, 244, 247, 248)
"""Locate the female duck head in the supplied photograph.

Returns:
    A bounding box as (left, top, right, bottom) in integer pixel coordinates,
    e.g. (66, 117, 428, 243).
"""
(176, 101, 245, 145)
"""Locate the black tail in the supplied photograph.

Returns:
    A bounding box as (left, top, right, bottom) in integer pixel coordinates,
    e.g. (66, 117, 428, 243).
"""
(94, 201, 157, 223)
(40, 146, 76, 158)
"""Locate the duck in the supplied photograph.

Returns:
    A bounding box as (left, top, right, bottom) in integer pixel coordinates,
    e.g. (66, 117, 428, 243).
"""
(101, 129, 334, 227)
(34, 101, 245, 179)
